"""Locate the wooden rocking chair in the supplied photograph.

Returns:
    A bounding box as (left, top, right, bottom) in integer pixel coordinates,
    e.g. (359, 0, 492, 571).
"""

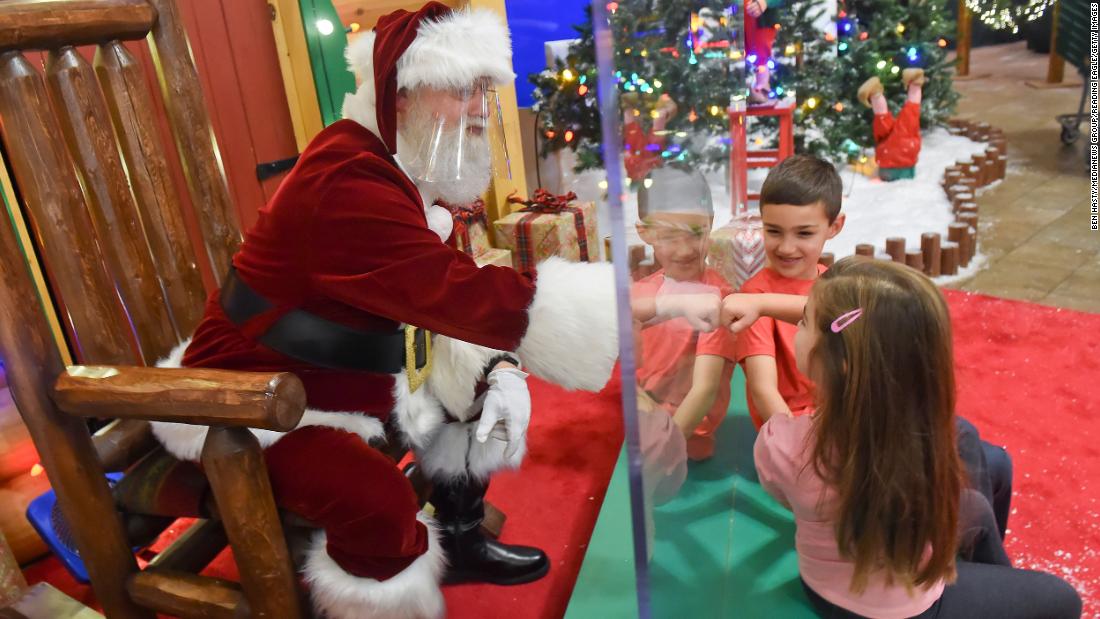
(0, 1, 335, 616)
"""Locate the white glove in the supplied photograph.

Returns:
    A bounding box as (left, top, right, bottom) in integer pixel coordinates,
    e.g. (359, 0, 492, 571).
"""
(653, 279, 722, 332)
(475, 367, 531, 460)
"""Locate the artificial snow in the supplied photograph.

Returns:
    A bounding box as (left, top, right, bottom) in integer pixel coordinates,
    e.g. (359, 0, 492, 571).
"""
(545, 127, 992, 284)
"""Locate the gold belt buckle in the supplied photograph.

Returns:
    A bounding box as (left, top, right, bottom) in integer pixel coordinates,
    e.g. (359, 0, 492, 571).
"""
(404, 325, 432, 393)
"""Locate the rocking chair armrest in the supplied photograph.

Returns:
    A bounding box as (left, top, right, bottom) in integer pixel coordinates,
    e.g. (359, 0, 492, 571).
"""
(53, 365, 306, 432)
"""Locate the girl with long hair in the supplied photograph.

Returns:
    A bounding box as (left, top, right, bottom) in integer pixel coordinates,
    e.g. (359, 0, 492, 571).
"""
(728, 257, 1080, 618)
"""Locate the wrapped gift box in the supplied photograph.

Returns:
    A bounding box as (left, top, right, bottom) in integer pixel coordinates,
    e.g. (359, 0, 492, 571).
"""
(493, 190, 598, 273)
(707, 212, 765, 290)
(474, 248, 514, 268)
(443, 199, 492, 258)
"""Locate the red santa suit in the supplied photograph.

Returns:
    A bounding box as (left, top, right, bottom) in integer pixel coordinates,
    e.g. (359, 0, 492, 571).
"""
(149, 5, 618, 618)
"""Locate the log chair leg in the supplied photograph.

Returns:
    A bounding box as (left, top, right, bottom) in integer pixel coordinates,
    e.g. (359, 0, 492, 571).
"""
(202, 427, 303, 619)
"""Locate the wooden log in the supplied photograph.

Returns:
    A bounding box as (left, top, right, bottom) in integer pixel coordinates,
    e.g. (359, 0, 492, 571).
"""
(958, 203, 979, 220)
(997, 155, 1007, 179)
(959, 214, 980, 260)
(0, 0, 155, 52)
(952, 192, 975, 211)
(819, 252, 834, 267)
(202, 427, 303, 618)
(948, 223, 968, 264)
(957, 0, 972, 76)
(95, 41, 207, 340)
(127, 570, 246, 619)
(149, 0, 241, 285)
(940, 242, 959, 275)
(971, 153, 988, 186)
(146, 519, 228, 574)
(46, 47, 178, 364)
(54, 366, 306, 431)
(0, 51, 138, 365)
(943, 170, 963, 187)
(885, 237, 906, 263)
(905, 250, 924, 271)
(0, 97, 151, 617)
(855, 243, 875, 257)
(980, 156, 997, 185)
(967, 165, 983, 186)
(92, 419, 156, 473)
(921, 233, 942, 276)
(959, 213, 979, 231)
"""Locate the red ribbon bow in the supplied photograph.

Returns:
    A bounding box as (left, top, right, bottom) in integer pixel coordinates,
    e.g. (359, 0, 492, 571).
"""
(441, 199, 488, 256)
(505, 189, 589, 273)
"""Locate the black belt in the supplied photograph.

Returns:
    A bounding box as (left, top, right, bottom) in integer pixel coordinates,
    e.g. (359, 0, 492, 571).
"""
(220, 268, 428, 373)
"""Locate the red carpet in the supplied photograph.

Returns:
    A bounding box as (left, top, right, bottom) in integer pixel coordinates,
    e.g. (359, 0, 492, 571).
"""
(23, 373, 626, 619)
(945, 289, 1100, 616)
(24, 291, 1100, 616)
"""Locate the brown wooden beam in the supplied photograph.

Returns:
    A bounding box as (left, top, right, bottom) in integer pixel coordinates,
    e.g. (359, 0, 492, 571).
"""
(202, 427, 303, 618)
(54, 366, 306, 431)
(1047, 1, 1064, 83)
(957, 0, 972, 77)
(127, 569, 246, 619)
(0, 0, 155, 52)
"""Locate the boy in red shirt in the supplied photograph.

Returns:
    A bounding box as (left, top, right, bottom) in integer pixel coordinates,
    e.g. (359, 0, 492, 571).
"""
(736, 155, 845, 429)
(631, 167, 736, 461)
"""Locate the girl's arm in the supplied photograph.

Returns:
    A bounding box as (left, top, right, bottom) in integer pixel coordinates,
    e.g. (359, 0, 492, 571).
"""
(722, 292, 808, 332)
(742, 355, 793, 423)
(671, 355, 727, 438)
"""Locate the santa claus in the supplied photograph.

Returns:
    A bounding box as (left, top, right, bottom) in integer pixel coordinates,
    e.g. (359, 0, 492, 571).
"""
(148, 3, 621, 617)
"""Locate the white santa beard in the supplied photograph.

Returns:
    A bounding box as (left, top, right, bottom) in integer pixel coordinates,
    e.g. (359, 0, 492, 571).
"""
(397, 114, 492, 205)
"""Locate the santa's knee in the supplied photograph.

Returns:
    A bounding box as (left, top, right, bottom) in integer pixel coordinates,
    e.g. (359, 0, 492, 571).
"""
(266, 427, 445, 618)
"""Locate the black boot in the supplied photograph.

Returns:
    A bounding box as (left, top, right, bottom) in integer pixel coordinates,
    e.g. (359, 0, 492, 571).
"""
(430, 477, 549, 586)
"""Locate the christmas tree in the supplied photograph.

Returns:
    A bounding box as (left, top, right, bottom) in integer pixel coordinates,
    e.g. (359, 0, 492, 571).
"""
(779, 0, 959, 160)
(530, 0, 746, 173)
(531, 0, 959, 169)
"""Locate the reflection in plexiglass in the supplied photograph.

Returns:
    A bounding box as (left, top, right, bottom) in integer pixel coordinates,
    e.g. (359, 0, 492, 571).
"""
(590, 0, 758, 615)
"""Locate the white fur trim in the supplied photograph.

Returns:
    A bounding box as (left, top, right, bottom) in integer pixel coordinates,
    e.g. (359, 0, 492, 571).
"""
(342, 32, 380, 139)
(390, 371, 447, 452)
(424, 204, 453, 242)
(149, 341, 386, 462)
(391, 337, 524, 480)
(414, 417, 525, 482)
(425, 335, 501, 420)
(342, 8, 513, 142)
(516, 257, 619, 391)
(397, 8, 514, 90)
(303, 512, 445, 619)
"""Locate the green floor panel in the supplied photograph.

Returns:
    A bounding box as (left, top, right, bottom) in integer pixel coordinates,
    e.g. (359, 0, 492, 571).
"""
(571, 367, 818, 618)
(565, 448, 641, 619)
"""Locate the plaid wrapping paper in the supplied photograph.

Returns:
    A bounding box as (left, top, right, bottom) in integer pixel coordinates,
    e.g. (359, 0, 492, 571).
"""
(440, 199, 492, 257)
(493, 189, 598, 274)
(474, 248, 513, 268)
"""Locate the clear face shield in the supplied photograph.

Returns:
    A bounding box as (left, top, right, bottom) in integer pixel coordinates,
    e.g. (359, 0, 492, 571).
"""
(397, 79, 512, 194)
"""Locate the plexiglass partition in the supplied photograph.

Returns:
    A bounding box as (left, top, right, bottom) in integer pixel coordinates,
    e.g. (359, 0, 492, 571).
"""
(587, 1, 802, 615)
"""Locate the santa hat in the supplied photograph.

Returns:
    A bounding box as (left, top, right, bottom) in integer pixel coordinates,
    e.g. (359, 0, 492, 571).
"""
(342, 2, 515, 153)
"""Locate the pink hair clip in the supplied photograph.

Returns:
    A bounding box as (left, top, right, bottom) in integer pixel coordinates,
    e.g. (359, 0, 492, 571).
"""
(830, 308, 863, 333)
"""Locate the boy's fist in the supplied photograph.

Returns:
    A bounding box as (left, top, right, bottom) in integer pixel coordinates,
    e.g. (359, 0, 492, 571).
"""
(721, 293, 763, 333)
(653, 280, 721, 332)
